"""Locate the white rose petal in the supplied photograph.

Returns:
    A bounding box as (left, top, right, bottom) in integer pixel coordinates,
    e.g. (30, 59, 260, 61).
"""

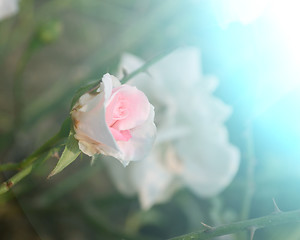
(0, 0, 19, 21)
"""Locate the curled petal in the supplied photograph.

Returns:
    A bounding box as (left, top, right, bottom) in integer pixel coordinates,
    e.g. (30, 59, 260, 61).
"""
(116, 105, 156, 166)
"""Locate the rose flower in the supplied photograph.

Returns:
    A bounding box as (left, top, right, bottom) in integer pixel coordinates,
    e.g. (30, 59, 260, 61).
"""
(71, 73, 156, 166)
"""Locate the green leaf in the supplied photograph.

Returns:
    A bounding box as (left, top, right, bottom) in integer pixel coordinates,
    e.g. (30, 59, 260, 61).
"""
(48, 131, 80, 178)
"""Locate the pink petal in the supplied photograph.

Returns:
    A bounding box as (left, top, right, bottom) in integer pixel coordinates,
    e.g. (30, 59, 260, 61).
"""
(117, 105, 156, 165)
(106, 85, 150, 131)
(110, 128, 132, 141)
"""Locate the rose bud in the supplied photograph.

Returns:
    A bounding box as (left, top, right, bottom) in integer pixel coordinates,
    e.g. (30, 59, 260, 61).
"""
(71, 73, 156, 166)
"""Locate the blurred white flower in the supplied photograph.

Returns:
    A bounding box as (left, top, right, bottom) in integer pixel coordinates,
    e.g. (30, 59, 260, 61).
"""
(104, 48, 240, 209)
(211, 0, 269, 28)
(0, 0, 19, 21)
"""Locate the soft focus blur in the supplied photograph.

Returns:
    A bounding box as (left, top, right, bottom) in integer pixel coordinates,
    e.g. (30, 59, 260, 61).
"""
(0, 0, 300, 239)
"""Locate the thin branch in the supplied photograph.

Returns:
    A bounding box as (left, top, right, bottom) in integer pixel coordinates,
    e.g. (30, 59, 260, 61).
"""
(0, 150, 53, 195)
(0, 163, 20, 171)
(169, 209, 300, 240)
(241, 122, 256, 220)
(0, 117, 71, 171)
(120, 47, 177, 84)
(0, 118, 71, 195)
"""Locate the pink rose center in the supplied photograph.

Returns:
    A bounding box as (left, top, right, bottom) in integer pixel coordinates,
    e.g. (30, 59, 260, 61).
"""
(105, 85, 150, 142)
(112, 99, 129, 120)
(109, 98, 132, 141)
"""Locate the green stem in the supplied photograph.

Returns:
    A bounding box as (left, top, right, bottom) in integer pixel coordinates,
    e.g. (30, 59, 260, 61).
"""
(241, 122, 256, 220)
(72, 48, 177, 102)
(0, 117, 71, 172)
(0, 133, 59, 172)
(169, 210, 300, 240)
(0, 163, 20, 171)
(0, 118, 71, 195)
(0, 150, 54, 195)
(19, 120, 68, 169)
(121, 47, 176, 84)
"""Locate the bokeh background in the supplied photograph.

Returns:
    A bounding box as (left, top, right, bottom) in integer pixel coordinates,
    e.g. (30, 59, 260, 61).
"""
(1, 0, 300, 239)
